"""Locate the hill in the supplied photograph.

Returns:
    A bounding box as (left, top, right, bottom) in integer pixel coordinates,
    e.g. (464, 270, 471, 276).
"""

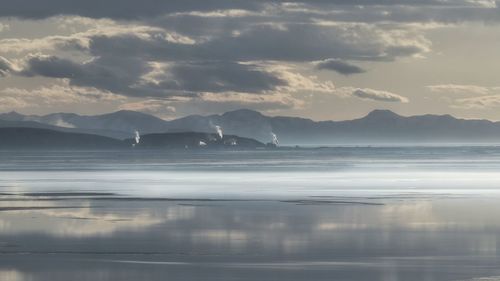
(0, 127, 125, 149)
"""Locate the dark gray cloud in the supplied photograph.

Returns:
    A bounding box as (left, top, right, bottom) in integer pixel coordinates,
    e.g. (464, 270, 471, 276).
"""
(18, 55, 160, 97)
(0, 0, 262, 19)
(160, 61, 286, 93)
(19, 55, 84, 78)
(316, 59, 365, 75)
(0, 0, 491, 20)
(16, 55, 286, 98)
(87, 23, 425, 63)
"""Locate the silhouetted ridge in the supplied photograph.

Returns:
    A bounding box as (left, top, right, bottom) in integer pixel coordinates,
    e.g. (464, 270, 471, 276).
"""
(2, 109, 500, 145)
(0, 127, 124, 149)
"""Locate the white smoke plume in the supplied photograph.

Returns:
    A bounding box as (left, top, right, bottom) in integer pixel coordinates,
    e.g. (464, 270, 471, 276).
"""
(271, 132, 279, 146)
(209, 121, 223, 139)
(215, 125, 223, 139)
(51, 118, 75, 128)
(134, 130, 140, 144)
(199, 140, 207, 146)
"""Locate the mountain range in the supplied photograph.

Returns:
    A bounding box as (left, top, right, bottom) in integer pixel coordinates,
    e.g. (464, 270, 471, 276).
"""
(2, 109, 500, 145)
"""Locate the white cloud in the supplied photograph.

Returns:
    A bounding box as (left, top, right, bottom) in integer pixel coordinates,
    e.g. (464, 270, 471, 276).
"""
(0, 56, 17, 76)
(427, 84, 500, 95)
(352, 88, 409, 103)
(452, 95, 500, 109)
(0, 82, 124, 111)
(270, 64, 337, 94)
(467, 0, 497, 8)
(0, 19, 195, 55)
(427, 84, 500, 109)
(198, 92, 305, 110)
(173, 9, 258, 18)
(333, 87, 409, 103)
(0, 23, 9, 32)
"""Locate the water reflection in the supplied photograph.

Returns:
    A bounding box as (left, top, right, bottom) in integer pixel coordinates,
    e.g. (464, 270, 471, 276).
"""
(2, 149, 500, 280)
(0, 197, 500, 280)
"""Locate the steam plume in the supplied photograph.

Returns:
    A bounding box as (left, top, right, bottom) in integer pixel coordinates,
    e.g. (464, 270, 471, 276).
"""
(215, 125, 223, 139)
(134, 130, 140, 144)
(271, 132, 279, 146)
(209, 121, 224, 139)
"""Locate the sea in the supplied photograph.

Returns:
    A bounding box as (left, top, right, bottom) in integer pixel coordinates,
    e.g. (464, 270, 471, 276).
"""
(1, 147, 500, 281)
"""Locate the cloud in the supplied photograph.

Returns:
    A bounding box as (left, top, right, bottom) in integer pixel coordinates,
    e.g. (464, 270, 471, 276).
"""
(0, 82, 124, 111)
(2, 1, 484, 114)
(0, 0, 262, 20)
(316, 59, 365, 75)
(428, 84, 500, 109)
(158, 61, 287, 94)
(0, 23, 8, 32)
(15, 54, 287, 98)
(351, 88, 409, 103)
(0, 0, 495, 22)
(16, 54, 167, 97)
(0, 56, 15, 76)
(72, 56, 156, 97)
(119, 92, 304, 118)
(452, 95, 500, 109)
(427, 84, 500, 95)
(196, 92, 305, 110)
(0, 10, 432, 115)
(86, 22, 430, 62)
(19, 54, 84, 78)
(0, 96, 30, 110)
(269, 64, 337, 94)
(0, 20, 191, 55)
(281, 2, 500, 24)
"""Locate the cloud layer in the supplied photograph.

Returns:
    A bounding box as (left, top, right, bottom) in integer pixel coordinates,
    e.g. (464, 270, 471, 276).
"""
(0, 0, 499, 118)
(316, 59, 365, 75)
(352, 88, 409, 103)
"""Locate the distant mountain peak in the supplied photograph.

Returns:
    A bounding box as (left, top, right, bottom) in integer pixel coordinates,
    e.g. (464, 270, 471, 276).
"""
(363, 109, 401, 119)
(102, 110, 153, 117)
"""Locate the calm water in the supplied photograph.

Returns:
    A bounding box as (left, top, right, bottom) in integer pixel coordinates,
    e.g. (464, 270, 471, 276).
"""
(1, 147, 500, 281)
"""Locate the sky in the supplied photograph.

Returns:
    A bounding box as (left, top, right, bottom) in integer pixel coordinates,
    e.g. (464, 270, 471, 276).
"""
(1, 0, 500, 121)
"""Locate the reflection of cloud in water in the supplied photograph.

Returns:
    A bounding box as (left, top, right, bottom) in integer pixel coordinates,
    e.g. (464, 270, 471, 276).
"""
(0, 270, 29, 281)
(0, 199, 499, 280)
(459, 277, 500, 281)
(190, 230, 248, 249)
(316, 223, 370, 230)
(380, 201, 442, 228)
(0, 201, 195, 237)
